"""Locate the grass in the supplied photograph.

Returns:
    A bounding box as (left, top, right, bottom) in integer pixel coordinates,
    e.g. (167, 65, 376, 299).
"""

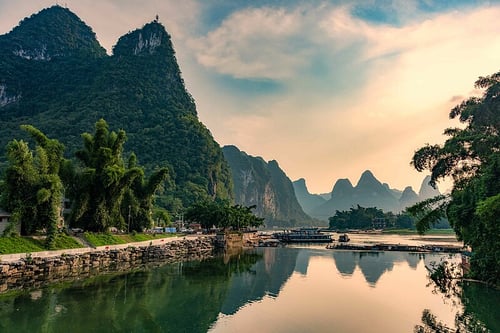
(52, 233, 84, 249)
(83, 232, 127, 247)
(0, 236, 45, 254)
(0, 233, 83, 254)
(115, 233, 176, 243)
(83, 232, 177, 247)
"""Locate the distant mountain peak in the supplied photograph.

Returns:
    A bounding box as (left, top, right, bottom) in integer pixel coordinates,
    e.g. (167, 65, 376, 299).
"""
(292, 178, 327, 218)
(399, 186, 419, 210)
(331, 178, 354, 197)
(418, 175, 440, 199)
(2, 5, 106, 60)
(402, 185, 415, 193)
(305, 171, 445, 220)
(400, 186, 418, 200)
(293, 178, 313, 196)
(361, 170, 375, 177)
(356, 170, 381, 188)
(295, 178, 307, 187)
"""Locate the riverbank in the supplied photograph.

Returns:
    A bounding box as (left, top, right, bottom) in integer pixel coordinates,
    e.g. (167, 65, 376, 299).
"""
(381, 228, 455, 235)
(0, 235, 215, 294)
(0, 232, 179, 255)
(0, 234, 192, 262)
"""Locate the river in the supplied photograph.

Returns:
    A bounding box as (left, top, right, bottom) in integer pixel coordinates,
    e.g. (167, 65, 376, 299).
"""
(0, 238, 498, 332)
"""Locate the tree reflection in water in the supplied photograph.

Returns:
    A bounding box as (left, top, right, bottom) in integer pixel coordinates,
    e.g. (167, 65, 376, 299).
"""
(0, 250, 263, 333)
(414, 260, 498, 333)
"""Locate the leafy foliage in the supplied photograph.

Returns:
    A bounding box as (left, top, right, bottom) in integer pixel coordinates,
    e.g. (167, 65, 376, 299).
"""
(414, 261, 493, 333)
(66, 119, 143, 232)
(121, 153, 169, 232)
(0, 6, 106, 60)
(0, 125, 65, 248)
(406, 195, 449, 234)
(1, 119, 170, 242)
(329, 205, 386, 230)
(152, 207, 172, 227)
(185, 199, 264, 230)
(328, 205, 415, 230)
(410, 71, 500, 284)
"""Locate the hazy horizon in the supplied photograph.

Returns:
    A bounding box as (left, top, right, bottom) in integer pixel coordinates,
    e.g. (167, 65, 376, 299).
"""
(1, 0, 498, 193)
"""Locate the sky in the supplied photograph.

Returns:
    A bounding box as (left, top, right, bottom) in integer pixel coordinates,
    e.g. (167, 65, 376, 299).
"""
(1, 0, 499, 194)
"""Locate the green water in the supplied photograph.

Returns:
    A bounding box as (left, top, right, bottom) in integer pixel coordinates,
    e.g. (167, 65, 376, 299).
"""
(0, 246, 498, 333)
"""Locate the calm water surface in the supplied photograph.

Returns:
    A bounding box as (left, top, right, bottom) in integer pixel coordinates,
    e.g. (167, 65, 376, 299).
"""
(0, 243, 498, 333)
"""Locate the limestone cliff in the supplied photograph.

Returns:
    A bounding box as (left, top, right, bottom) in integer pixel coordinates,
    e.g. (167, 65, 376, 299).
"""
(222, 145, 317, 227)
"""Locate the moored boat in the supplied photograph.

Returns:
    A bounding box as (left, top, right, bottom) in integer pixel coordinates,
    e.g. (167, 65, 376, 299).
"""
(274, 228, 333, 243)
(338, 234, 350, 242)
(258, 238, 281, 247)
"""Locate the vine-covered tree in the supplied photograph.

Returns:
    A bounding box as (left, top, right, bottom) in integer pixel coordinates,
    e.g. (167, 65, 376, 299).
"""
(121, 153, 169, 232)
(409, 71, 500, 284)
(67, 119, 142, 232)
(0, 125, 64, 248)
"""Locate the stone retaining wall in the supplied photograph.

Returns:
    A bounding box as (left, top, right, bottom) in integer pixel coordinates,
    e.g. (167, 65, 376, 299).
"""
(0, 237, 215, 293)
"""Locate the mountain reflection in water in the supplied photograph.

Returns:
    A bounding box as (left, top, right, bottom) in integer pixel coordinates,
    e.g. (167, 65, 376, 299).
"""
(0, 246, 498, 333)
(332, 251, 435, 285)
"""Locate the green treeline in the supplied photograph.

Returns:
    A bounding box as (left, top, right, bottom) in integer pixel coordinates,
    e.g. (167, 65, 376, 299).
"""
(328, 205, 415, 230)
(185, 200, 264, 231)
(0, 120, 167, 247)
(408, 71, 500, 285)
(0, 120, 264, 249)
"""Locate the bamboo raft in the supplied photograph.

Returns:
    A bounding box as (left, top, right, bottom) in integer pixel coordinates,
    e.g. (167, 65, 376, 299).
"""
(326, 243, 463, 253)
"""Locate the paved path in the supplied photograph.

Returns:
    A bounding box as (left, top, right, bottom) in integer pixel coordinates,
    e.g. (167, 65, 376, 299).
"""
(0, 234, 206, 263)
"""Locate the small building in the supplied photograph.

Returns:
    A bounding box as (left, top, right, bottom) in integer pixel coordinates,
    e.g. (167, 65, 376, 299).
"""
(0, 209, 12, 235)
(188, 223, 202, 233)
(372, 217, 387, 229)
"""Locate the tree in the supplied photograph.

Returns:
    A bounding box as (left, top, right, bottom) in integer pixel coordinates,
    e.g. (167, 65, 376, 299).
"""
(328, 205, 389, 230)
(67, 119, 142, 232)
(394, 213, 415, 229)
(228, 204, 265, 230)
(0, 125, 65, 248)
(410, 71, 500, 284)
(121, 153, 169, 232)
(152, 207, 172, 227)
(185, 200, 264, 231)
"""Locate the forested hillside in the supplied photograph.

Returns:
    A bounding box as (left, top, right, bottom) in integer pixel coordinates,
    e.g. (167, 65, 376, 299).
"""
(0, 6, 232, 210)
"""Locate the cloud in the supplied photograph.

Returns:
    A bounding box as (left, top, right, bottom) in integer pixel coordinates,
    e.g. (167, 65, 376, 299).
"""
(190, 5, 327, 80)
(1, 1, 499, 194)
(189, 2, 500, 193)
